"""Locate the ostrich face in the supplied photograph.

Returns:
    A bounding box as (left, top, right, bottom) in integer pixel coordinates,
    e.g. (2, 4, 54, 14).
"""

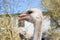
(19, 8, 42, 22)
(19, 10, 33, 21)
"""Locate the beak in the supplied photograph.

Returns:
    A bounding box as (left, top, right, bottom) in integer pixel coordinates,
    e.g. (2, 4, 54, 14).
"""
(19, 13, 29, 21)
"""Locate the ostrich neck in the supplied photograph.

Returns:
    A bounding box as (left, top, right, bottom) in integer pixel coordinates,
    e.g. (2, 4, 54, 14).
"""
(33, 21, 42, 40)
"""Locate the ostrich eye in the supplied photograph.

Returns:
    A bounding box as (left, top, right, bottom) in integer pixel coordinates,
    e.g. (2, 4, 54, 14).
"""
(26, 10, 33, 14)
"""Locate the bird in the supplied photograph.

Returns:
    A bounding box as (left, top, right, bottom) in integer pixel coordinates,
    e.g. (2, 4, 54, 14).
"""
(19, 8, 43, 40)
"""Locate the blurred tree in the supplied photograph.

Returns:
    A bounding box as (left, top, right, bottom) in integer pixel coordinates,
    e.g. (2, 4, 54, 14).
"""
(42, 0, 60, 28)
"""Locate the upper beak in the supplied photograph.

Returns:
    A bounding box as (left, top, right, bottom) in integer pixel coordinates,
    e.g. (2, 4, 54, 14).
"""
(19, 13, 28, 17)
(19, 13, 29, 21)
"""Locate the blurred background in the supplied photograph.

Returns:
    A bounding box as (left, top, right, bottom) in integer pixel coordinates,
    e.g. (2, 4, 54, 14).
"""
(0, 0, 60, 40)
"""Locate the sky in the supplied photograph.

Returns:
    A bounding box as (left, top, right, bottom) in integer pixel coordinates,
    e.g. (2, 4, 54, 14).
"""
(0, 0, 45, 14)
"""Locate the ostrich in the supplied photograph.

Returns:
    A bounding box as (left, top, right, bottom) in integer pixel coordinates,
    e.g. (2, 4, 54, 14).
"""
(19, 8, 43, 40)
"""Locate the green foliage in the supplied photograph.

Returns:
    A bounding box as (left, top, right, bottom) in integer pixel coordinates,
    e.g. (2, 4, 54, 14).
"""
(42, 0, 60, 39)
(42, 0, 60, 28)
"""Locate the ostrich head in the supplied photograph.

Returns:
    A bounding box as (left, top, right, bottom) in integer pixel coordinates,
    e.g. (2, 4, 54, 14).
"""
(19, 8, 42, 23)
(19, 8, 43, 40)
